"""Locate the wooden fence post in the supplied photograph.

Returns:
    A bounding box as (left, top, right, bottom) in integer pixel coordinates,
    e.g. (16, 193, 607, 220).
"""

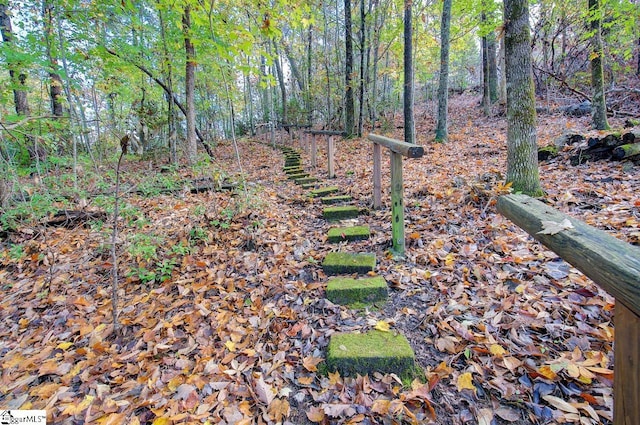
(367, 133, 423, 258)
(390, 151, 404, 256)
(311, 135, 317, 168)
(373, 143, 382, 209)
(327, 135, 335, 178)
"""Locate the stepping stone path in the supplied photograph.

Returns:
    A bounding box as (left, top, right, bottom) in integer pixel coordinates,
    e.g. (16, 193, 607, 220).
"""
(275, 142, 416, 381)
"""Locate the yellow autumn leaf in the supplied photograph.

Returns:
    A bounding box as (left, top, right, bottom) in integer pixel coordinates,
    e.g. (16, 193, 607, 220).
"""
(56, 341, 74, 350)
(152, 418, 171, 425)
(62, 395, 95, 415)
(457, 372, 476, 393)
(375, 321, 390, 332)
(444, 253, 455, 266)
(537, 365, 557, 380)
(489, 344, 507, 357)
(225, 340, 236, 352)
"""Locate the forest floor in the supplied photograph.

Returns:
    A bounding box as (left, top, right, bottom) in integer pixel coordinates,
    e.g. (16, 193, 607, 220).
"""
(2, 93, 639, 424)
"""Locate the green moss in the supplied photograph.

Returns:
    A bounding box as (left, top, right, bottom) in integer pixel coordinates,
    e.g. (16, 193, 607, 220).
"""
(287, 172, 309, 180)
(295, 177, 318, 185)
(323, 206, 359, 220)
(322, 252, 375, 274)
(326, 276, 387, 305)
(310, 186, 340, 197)
(284, 167, 304, 174)
(327, 330, 415, 379)
(302, 182, 320, 189)
(327, 225, 370, 243)
(321, 195, 352, 204)
(537, 145, 558, 161)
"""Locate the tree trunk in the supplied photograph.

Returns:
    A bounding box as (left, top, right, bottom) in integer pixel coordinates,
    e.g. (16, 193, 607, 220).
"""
(504, 0, 542, 196)
(589, 0, 609, 130)
(273, 42, 287, 126)
(306, 23, 313, 126)
(42, 0, 64, 118)
(183, 5, 197, 163)
(403, 0, 414, 145)
(0, 2, 30, 116)
(435, 0, 451, 142)
(357, 0, 367, 136)
(344, 0, 355, 137)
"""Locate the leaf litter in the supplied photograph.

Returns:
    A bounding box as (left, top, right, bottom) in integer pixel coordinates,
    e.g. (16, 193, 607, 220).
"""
(1, 93, 635, 424)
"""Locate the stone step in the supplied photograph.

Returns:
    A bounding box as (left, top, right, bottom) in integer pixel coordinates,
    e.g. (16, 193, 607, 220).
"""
(284, 167, 304, 174)
(327, 225, 370, 243)
(320, 195, 352, 204)
(302, 182, 321, 189)
(288, 172, 309, 180)
(285, 160, 301, 167)
(323, 205, 359, 220)
(295, 177, 318, 185)
(326, 276, 387, 306)
(326, 330, 416, 379)
(310, 186, 340, 198)
(322, 252, 375, 275)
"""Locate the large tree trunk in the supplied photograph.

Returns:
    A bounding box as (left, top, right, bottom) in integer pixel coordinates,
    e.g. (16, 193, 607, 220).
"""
(344, 0, 355, 136)
(435, 0, 451, 142)
(504, 0, 542, 196)
(357, 0, 366, 136)
(43, 0, 64, 118)
(403, 0, 414, 144)
(0, 2, 30, 116)
(183, 5, 197, 163)
(273, 42, 287, 126)
(306, 23, 313, 126)
(589, 0, 609, 130)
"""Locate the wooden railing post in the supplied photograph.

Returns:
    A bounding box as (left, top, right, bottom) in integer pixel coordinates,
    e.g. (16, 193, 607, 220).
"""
(498, 193, 640, 425)
(311, 135, 317, 168)
(327, 135, 335, 178)
(367, 133, 423, 258)
(390, 151, 404, 255)
(373, 143, 382, 209)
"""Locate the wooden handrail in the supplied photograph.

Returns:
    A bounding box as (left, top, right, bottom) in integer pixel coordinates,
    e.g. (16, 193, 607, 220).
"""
(367, 133, 423, 257)
(305, 129, 347, 136)
(368, 133, 424, 158)
(498, 193, 640, 425)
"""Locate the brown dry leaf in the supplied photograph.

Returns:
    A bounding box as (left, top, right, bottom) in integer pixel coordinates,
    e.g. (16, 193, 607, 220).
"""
(268, 398, 290, 422)
(476, 408, 494, 425)
(254, 374, 276, 406)
(306, 406, 325, 422)
(302, 355, 324, 372)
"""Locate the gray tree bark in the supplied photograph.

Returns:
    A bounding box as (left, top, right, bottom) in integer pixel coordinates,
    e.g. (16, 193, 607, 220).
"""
(344, 0, 355, 136)
(183, 5, 197, 163)
(504, 0, 542, 196)
(589, 0, 609, 130)
(435, 0, 452, 142)
(0, 2, 30, 116)
(403, 0, 414, 144)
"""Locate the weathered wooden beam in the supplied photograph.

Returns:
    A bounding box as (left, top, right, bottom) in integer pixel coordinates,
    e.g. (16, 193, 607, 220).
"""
(368, 133, 424, 158)
(498, 193, 640, 425)
(615, 302, 640, 425)
(305, 129, 346, 136)
(497, 193, 640, 316)
(311, 135, 317, 168)
(390, 151, 405, 257)
(327, 135, 335, 178)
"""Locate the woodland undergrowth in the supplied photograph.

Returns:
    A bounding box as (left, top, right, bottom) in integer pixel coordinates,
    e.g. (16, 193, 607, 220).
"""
(2, 93, 639, 424)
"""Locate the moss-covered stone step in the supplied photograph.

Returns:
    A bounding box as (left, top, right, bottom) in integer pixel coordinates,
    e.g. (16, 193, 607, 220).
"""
(322, 252, 376, 275)
(327, 225, 370, 243)
(326, 330, 415, 379)
(283, 165, 303, 172)
(302, 182, 321, 189)
(295, 177, 318, 185)
(323, 205, 359, 220)
(326, 276, 387, 305)
(310, 186, 340, 198)
(285, 161, 301, 167)
(321, 195, 353, 204)
(288, 172, 309, 180)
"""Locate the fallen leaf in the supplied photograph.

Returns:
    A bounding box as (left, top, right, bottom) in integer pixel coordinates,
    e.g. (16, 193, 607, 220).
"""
(538, 218, 574, 235)
(543, 395, 579, 413)
(457, 372, 476, 393)
(374, 320, 391, 332)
